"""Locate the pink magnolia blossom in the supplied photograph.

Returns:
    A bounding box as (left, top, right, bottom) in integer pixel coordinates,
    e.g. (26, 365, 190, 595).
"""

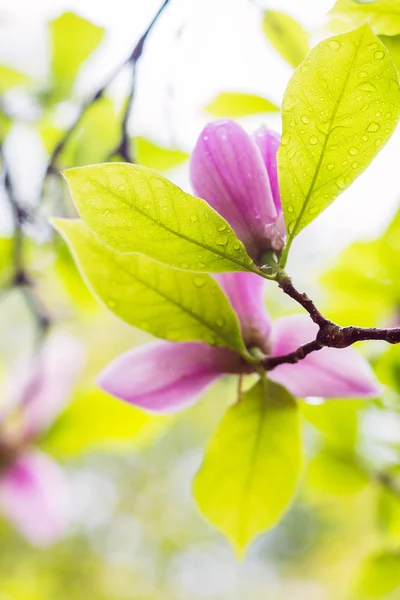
(99, 120, 379, 413)
(0, 333, 83, 546)
(190, 119, 286, 261)
(98, 272, 379, 414)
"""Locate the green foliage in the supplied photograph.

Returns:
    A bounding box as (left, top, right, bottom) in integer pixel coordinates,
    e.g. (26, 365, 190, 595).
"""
(42, 387, 165, 458)
(262, 11, 309, 68)
(279, 25, 400, 260)
(355, 551, 400, 597)
(62, 163, 256, 274)
(0, 64, 30, 93)
(62, 98, 121, 166)
(50, 12, 104, 100)
(330, 0, 400, 36)
(53, 219, 247, 353)
(308, 447, 368, 495)
(193, 379, 302, 554)
(380, 34, 400, 72)
(321, 207, 400, 326)
(0, 238, 13, 287)
(204, 92, 279, 117)
(302, 400, 361, 451)
(134, 137, 189, 171)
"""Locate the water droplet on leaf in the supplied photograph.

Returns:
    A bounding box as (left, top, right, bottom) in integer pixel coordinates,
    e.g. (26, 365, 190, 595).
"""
(367, 122, 380, 132)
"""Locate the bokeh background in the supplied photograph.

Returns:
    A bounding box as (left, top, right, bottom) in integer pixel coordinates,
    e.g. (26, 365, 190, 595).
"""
(1, 0, 400, 598)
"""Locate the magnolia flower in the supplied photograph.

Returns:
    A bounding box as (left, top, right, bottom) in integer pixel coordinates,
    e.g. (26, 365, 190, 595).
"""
(190, 119, 286, 261)
(0, 334, 83, 546)
(99, 272, 379, 413)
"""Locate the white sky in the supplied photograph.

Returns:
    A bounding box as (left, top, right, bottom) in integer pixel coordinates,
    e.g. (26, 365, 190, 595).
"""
(0, 0, 399, 279)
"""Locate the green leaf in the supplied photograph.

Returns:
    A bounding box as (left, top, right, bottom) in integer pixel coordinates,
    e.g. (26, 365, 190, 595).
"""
(193, 379, 302, 555)
(0, 64, 30, 94)
(0, 237, 13, 287)
(52, 219, 247, 353)
(307, 447, 368, 495)
(279, 25, 400, 261)
(50, 12, 104, 99)
(380, 34, 400, 72)
(61, 98, 121, 167)
(62, 163, 257, 274)
(355, 551, 400, 597)
(42, 387, 166, 458)
(301, 400, 362, 450)
(321, 239, 395, 327)
(204, 92, 279, 117)
(134, 137, 189, 172)
(263, 11, 309, 68)
(330, 0, 400, 36)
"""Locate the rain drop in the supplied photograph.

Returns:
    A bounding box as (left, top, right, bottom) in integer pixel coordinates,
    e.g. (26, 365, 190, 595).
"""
(193, 277, 205, 288)
(233, 243, 241, 250)
(281, 133, 290, 146)
(357, 82, 376, 92)
(328, 40, 341, 51)
(309, 136, 318, 145)
(349, 147, 359, 156)
(287, 205, 294, 213)
(217, 224, 227, 232)
(216, 317, 225, 327)
(337, 179, 346, 190)
(301, 115, 310, 124)
(374, 50, 385, 60)
(190, 214, 198, 223)
(327, 163, 334, 171)
(309, 205, 320, 215)
(215, 233, 228, 246)
(367, 122, 380, 132)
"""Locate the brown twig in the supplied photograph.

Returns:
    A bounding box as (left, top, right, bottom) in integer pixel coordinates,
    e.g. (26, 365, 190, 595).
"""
(46, 0, 172, 171)
(1, 151, 51, 340)
(262, 272, 400, 371)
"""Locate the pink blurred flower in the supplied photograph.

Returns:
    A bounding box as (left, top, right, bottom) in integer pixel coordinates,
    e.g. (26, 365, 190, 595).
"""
(190, 119, 285, 262)
(0, 333, 83, 546)
(98, 272, 379, 414)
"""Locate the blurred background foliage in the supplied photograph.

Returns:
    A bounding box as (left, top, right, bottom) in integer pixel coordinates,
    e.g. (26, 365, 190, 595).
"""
(1, 0, 400, 599)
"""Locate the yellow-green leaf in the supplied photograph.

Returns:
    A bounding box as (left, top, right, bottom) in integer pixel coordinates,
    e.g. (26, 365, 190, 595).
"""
(263, 11, 309, 68)
(50, 12, 104, 99)
(193, 379, 302, 555)
(0, 64, 30, 94)
(279, 25, 400, 262)
(204, 92, 279, 117)
(42, 387, 166, 458)
(355, 551, 400, 597)
(52, 218, 247, 353)
(134, 137, 189, 171)
(381, 34, 400, 73)
(62, 163, 256, 274)
(330, 0, 400, 36)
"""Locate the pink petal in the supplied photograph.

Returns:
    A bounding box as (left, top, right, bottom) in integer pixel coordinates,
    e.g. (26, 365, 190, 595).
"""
(17, 334, 84, 439)
(252, 127, 281, 212)
(190, 119, 277, 261)
(98, 341, 243, 413)
(0, 451, 68, 547)
(215, 272, 272, 353)
(252, 127, 286, 251)
(268, 315, 380, 398)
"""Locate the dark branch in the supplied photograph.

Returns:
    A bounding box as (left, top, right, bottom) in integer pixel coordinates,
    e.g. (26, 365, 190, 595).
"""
(263, 272, 400, 371)
(48, 0, 172, 169)
(1, 151, 51, 339)
(262, 340, 323, 370)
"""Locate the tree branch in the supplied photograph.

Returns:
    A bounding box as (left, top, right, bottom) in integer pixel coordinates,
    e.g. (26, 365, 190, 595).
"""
(262, 272, 400, 371)
(1, 151, 51, 339)
(47, 0, 172, 171)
